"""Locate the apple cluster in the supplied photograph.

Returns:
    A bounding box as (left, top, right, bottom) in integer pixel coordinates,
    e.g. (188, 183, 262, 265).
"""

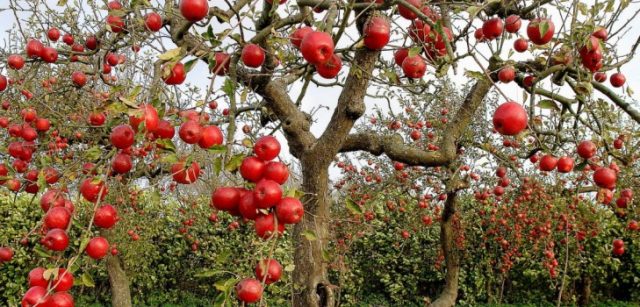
(210, 135, 302, 303)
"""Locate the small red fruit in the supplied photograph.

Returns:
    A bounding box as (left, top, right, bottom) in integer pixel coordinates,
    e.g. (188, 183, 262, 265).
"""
(86, 237, 109, 260)
(492, 101, 528, 135)
(241, 44, 265, 68)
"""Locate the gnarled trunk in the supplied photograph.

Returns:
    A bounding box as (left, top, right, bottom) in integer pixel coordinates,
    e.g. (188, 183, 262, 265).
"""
(577, 274, 592, 306)
(292, 157, 335, 307)
(430, 191, 460, 307)
(106, 254, 132, 307)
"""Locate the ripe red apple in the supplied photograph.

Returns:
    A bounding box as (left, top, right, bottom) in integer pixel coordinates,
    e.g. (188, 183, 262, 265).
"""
(45, 291, 74, 307)
(22, 286, 48, 307)
(110, 124, 135, 149)
(26, 39, 44, 58)
(48, 28, 61, 41)
(86, 237, 109, 260)
(145, 12, 163, 32)
(240, 156, 266, 182)
(300, 31, 334, 64)
(198, 125, 223, 148)
(592, 27, 608, 40)
(212, 187, 241, 212)
(241, 44, 265, 68)
(71, 71, 87, 87)
(315, 54, 342, 79)
(129, 104, 159, 132)
(180, 0, 209, 22)
(474, 28, 485, 41)
(238, 192, 260, 220)
(264, 161, 289, 184)
(236, 278, 263, 303)
(43, 229, 69, 251)
(155, 120, 175, 139)
(51, 268, 74, 292)
(505, 15, 522, 33)
(254, 213, 284, 239)
(514, 38, 528, 52)
(254, 136, 281, 161)
(85, 36, 99, 50)
(290, 27, 313, 49)
(492, 101, 527, 135)
(94, 204, 118, 228)
(527, 18, 555, 45)
(402, 55, 426, 78)
(179, 120, 202, 144)
(577, 140, 596, 159)
(275, 197, 304, 224)
(482, 17, 503, 40)
(593, 167, 616, 189)
(79, 178, 108, 202)
(398, 0, 421, 20)
(254, 179, 283, 209)
(112, 153, 133, 174)
(594, 72, 607, 82)
(496, 166, 507, 178)
(610, 73, 625, 88)
(255, 259, 282, 284)
(8, 54, 25, 70)
(44, 207, 71, 229)
(0, 247, 13, 262)
(62, 33, 74, 45)
(212, 52, 231, 76)
(163, 62, 186, 85)
(171, 161, 201, 184)
(498, 66, 516, 83)
(539, 154, 558, 171)
(363, 16, 390, 50)
(106, 14, 125, 32)
(556, 156, 574, 173)
(394, 48, 409, 66)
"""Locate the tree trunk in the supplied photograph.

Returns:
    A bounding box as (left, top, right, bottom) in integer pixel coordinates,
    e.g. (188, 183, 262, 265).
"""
(106, 254, 132, 307)
(577, 274, 591, 306)
(430, 191, 460, 307)
(291, 157, 335, 307)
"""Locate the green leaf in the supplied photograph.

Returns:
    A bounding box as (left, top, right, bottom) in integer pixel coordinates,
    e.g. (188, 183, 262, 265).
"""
(157, 47, 183, 61)
(215, 249, 231, 263)
(301, 230, 317, 241)
(156, 139, 176, 152)
(284, 264, 295, 272)
(33, 246, 51, 258)
(408, 46, 422, 58)
(184, 59, 198, 73)
(224, 154, 244, 172)
(57, 0, 67, 5)
(159, 153, 178, 164)
(214, 278, 238, 292)
(345, 198, 362, 215)
(537, 99, 559, 111)
(574, 82, 593, 95)
(43, 268, 59, 281)
(81, 273, 95, 287)
(83, 146, 102, 161)
(575, 160, 588, 171)
(539, 20, 550, 39)
(213, 157, 223, 175)
(107, 101, 129, 114)
(213, 292, 227, 307)
(79, 237, 90, 252)
(194, 270, 219, 278)
(206, 145, 226, 155)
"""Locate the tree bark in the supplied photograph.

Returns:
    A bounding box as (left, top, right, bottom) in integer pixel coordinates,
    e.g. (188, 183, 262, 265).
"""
(577, 274, 591, 306)
(292, 157, 335, 307)
(430, 190, 460, 307)
(105, 253, 132, 307)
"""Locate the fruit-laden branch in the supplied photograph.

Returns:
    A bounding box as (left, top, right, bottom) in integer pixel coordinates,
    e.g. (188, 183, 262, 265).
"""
(164, 3, 316, 157)
(341, 58, 497, 165)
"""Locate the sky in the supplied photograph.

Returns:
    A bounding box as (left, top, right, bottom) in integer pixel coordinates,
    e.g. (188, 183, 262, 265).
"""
(0, 0, 638, 181)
